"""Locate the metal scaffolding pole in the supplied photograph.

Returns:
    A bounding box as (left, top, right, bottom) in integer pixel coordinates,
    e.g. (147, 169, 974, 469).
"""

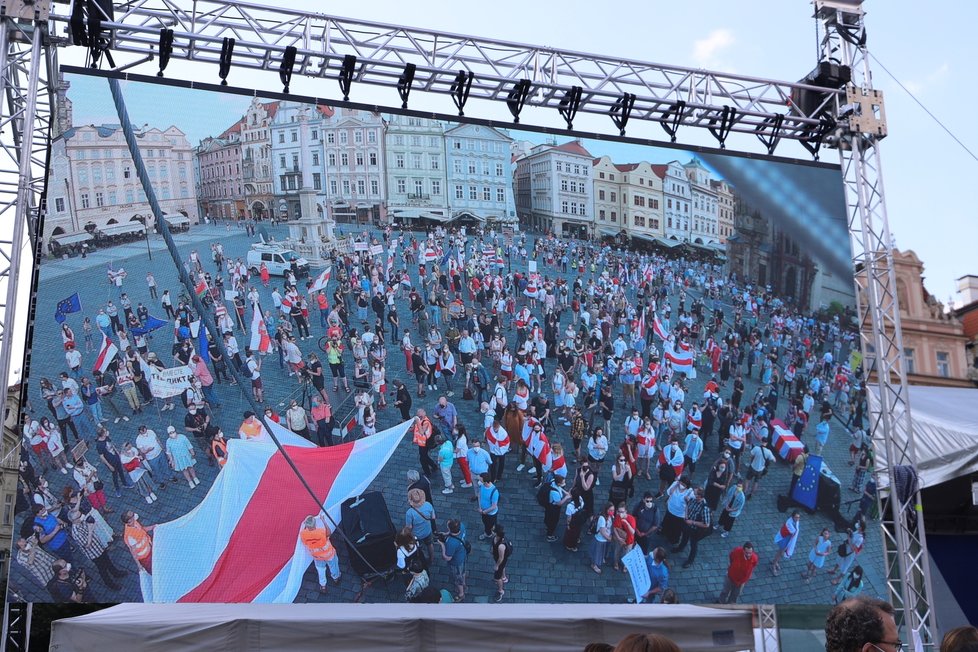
(0, 2, 935, 647)
(817, 0, 939, 645)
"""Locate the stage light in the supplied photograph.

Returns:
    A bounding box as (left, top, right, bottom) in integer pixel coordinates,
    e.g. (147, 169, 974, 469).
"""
(707, 105, 737, 150)
(218, 37, 235, 86)
(660, 100, 686, 143)
(279, 46, 297, 93)
(754, 113, 785, 156)
(157, 28, 174, 78)
(558, 86, 583, 130)
(69, 0, 89, 47)
(506, 79, 531, 123)
(338, 54, 357, 101)
(610, 92, 636, 137)
(450, 70, 474, 116)
(799, 116, 837, 161)
(397, 63, 416, 109)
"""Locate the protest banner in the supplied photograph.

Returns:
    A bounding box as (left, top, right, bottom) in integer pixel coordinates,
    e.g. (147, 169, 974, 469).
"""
(150, 365, 195, 399)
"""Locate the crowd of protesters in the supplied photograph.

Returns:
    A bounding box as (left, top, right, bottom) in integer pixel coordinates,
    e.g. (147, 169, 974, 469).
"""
(11, 220, 877, 605)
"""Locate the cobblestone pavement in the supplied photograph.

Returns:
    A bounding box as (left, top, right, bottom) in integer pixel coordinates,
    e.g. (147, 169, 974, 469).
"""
(9, 223, 884, 605)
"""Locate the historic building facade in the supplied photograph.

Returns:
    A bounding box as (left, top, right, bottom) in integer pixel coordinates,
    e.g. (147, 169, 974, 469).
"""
(195, 123, 244, 221)
(444, 123, 516, 226)
(240, 98, 279, 221)
(514, 140, 593, 237)
(270, 101, 331, 221)
(684, 159, 719, 245)
(652, 161, 691, 242)
(46, 123, 198, 243)
(321, 108, 387, 225)
(385, 115, 450, 224)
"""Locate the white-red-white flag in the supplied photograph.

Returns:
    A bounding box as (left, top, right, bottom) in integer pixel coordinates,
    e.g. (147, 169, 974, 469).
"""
(93, 332, 119, 374)
(664, 341, 697, 379)
(250, 310, 272, 354)
(308, 266, 332, 295)
(653, 314, 669, 340)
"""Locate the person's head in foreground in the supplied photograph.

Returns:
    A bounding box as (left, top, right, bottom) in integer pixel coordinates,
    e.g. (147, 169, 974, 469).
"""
(612, 633, 682, 652)
(824, 596, 900, 652)
(941, 625, 978, 652)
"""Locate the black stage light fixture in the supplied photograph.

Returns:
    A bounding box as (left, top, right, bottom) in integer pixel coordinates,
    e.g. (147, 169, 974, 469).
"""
(450, 70, 474, 116)
(86, 0, 115, 69)
(799, 116, 836, 161)
(218, 37, 235, 86)
(558, 86, 583, 130)
(659, 100, 686, 143)
(338, 54, 357, 101)
(707, 105, 737, 149)
(279, 45, 297, 93)
(754, 113, 785, 156)
(506, 79, 531, 123)
(397, 63, 416, 109)
(609, 92, 636, 137)
(157, 28, 174, 78)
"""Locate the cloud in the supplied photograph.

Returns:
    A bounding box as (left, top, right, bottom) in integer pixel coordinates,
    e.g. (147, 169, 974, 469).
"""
(902, 62, 949, 96)
(692, 29, 736, 70)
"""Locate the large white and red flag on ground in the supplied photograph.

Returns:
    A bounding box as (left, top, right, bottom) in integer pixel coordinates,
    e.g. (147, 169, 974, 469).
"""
(149, 418, 413, 603)
(307, 266, 332, 295)
(250, 309, 272, 354)
(92, 332, 119, 374)
(652, 313, 669, 340)
(664, 341, 697, 379)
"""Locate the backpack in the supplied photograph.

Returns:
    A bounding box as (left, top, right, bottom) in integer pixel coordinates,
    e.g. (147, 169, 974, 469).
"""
(586, 514, 599, 536)
(536, 481, 555, 508)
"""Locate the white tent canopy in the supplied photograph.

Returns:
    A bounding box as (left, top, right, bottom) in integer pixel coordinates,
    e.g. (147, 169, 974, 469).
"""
(867, 384, 978, 487)
(51, 603, 755, 652)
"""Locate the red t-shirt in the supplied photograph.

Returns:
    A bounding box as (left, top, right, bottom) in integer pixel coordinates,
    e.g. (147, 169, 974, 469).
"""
(613, 514, 637, 546)
(727, 548, 759, 585)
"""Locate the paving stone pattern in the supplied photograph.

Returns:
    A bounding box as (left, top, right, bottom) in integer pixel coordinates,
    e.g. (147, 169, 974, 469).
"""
(8, 223, 884, 606)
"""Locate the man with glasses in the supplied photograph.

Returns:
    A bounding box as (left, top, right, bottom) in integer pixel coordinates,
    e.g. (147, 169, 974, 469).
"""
(632, 491, 661, 555)
(824, 596, 902, 651)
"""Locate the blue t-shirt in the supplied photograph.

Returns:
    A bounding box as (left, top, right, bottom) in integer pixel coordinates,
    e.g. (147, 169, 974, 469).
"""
(406, 503, 435, 539)
(479, 484, 499, 515)
(443, 524, 468, 568)
(35, 513, 68, 551)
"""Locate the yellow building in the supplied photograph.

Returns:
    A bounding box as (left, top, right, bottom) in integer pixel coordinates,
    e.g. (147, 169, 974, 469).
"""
(591, 156, 665, 244)
(0, 384, 23, 585)
(861, 250, 970, 386)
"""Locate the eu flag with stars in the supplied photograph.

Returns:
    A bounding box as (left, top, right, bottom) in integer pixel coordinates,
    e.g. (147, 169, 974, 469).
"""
(791, 454, 823, 511)
(54, 293, 81, 323)
(130, 315, 168, 336)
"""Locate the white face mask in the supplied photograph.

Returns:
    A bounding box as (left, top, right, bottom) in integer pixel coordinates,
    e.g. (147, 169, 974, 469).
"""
(132, 513, 139, 522)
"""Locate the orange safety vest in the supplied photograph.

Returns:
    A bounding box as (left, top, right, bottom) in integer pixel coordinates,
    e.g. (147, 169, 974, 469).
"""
(124, 523, 152, 560)
(239, 419, 262, 440)
(211, 439, 228, 466)
(413, 417, 432, 447)
(300, 527, 337, 561)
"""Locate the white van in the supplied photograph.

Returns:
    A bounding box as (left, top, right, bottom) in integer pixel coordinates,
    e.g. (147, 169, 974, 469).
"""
(246, 243, 310, 278)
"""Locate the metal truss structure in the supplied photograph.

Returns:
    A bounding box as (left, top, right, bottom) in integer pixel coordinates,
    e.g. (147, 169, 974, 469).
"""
(0, 0, 932, 648)
(817, 0, 938, 646)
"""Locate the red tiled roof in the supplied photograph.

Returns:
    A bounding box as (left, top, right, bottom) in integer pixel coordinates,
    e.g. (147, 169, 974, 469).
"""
(551, 140, 592, 158)
(262, 101, 279, 119)
(218, 118, 245, 139)
(615, 163, 640, 172)
(650, 164, 668, 179)
(316, 104, 335, 118)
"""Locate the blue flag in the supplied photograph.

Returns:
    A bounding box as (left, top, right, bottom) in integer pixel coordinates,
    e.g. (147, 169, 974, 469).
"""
(791, 454, 823, 510)
(198, 320, 210, 364)
(440, 247, 452, 268)
(129, 315, 168, 336)
(54, 293, 81, 323)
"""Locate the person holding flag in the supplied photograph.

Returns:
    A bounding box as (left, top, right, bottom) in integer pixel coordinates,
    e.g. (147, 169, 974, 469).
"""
(771, 511, 801, 576)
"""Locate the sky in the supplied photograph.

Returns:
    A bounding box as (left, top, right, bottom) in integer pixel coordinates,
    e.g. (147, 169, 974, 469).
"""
(7, 0, 977, 381)
(55, 0, 974, 302)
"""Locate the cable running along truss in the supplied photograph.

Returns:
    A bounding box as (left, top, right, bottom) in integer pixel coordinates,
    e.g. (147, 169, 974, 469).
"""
(0, 0, 932, 647)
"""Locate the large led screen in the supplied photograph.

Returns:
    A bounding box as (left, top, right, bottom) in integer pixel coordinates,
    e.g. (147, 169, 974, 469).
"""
(6, 69, 881, 606)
